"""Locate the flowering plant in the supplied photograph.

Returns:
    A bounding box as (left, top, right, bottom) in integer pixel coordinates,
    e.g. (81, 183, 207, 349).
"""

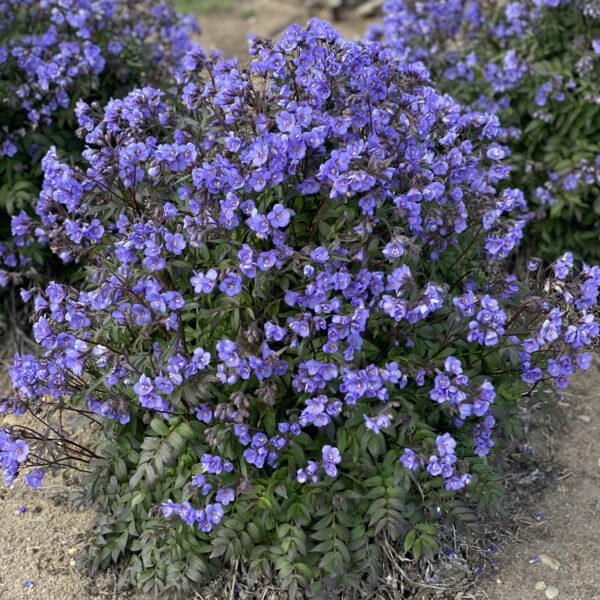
(3, 20, 598, 597)
(367, 0, 600, 260)
(0, 0, 198, 333)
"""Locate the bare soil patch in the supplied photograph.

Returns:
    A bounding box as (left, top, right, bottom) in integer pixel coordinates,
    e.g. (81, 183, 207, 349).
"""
(482, 362, 600, 600)
(194, 0, 375, 59)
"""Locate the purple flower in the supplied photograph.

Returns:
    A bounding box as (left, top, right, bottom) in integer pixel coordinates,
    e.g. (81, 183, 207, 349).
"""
(436, 433, 457, 457)
(195, 404, 213, 424)
(85, 219, 105, 241)
(215, 487, 235, 505)
(310, 247, 329, 263)
(23, 468, 46, 489)
(165, 232, 186, 255)
(364, 413, 392, 434)
(400, 448, 419, 471)
(191, 269, 218, 294)
(7, 438, 29, 463)
(205, 503, 224, 525)
(322, 445, 341, 468)
(201, 454, 223, 475)
(219, 273, 242, 297)
(247, 211, 270, 237)
(267, 204, 293, 228)
(554, 252, 573, 280)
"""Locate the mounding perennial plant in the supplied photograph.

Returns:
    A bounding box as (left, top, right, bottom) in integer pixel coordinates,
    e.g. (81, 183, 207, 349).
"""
(367, 0, 600, 261)
(2, 19, 599, 598)
(0, 0, 198, 333)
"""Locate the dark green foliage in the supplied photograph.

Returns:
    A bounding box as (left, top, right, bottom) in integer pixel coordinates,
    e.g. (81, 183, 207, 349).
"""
(75, 388, 515, 598)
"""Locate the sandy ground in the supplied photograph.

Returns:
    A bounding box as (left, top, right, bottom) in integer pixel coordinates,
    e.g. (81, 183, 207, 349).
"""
(0, 479, 105, 600)
(1, 2, 599, 599)
(482, 362, 600, 600)
(195, 0, 376, 58)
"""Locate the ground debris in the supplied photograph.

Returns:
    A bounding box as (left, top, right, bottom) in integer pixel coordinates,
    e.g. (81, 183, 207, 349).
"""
(545, 584, 559, 599)
(539, 553, 560, 571)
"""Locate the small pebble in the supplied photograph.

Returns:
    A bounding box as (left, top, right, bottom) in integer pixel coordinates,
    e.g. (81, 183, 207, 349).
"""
(539, 553, 561, 571)
(545, 585, 559, 599)
(578, 415, 591, 424)
(535, 581, 546, 591)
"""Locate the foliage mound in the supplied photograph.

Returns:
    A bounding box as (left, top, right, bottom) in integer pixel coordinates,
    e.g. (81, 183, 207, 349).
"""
(1, 18, 599, 599)
(367, 0, 600, 261)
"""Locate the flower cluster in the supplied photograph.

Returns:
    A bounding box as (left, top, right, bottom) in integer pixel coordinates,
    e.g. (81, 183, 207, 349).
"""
(296, 444, 342, 483)
(2, 19, 598, 592)
(0, 428, 45, 488)
(0, 0, 197, 149)
(0, 430, 29, 485)
(367, 0, 600, 260)
(0, 0, 200, 315)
